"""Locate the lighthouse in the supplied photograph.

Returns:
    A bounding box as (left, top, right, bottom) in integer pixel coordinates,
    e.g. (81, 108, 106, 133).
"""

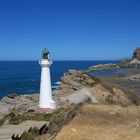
(39, 48, 56, 110)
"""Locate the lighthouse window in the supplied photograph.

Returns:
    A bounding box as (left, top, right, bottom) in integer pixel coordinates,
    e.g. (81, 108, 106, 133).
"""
(43, 53, 49, 59)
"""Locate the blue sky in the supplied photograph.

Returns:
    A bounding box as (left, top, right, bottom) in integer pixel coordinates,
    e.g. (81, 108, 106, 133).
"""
(0, 0, 140, 60)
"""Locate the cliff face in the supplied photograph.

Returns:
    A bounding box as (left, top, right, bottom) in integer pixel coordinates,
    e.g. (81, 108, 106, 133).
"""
(120, 48, 140, 67)
(132, 48, 140, 60)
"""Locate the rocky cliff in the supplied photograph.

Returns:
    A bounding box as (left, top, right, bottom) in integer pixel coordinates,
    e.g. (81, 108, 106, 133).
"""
(58, 69, 140, 106)
(120, 47, 140, 67)
(132, 47, 140, 60)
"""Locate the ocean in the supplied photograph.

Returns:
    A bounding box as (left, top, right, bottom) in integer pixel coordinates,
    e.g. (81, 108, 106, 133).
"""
(0, 60, 120, 99)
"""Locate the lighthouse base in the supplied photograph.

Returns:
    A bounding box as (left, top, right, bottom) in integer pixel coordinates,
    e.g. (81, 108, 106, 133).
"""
(39, 100, 56, 110)
(38, 107, 52, 111)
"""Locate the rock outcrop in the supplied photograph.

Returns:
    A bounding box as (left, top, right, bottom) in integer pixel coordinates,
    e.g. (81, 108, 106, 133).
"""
(59, 70, 101, 91)
(120, 48, 140, 67)
(0, 94, 39, 119)
(132, 47, 140, 60)
(58, 69, 140, 106)
(60, 88, 98, 104)
(88, 64, 120, 71)
(90, 83, 140, 106)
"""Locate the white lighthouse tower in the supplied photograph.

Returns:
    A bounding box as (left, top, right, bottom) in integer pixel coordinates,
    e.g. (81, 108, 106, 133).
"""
(39, 48, 56, 110)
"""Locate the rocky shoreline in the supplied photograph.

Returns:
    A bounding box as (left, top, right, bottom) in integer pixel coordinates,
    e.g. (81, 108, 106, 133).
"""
(0, 66, 139, 117)
(1, 48, 140, 140)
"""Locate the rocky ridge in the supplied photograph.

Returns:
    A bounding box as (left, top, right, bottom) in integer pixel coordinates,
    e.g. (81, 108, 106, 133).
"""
(59, 69, 101, 91)
(58, 70, 140, 106)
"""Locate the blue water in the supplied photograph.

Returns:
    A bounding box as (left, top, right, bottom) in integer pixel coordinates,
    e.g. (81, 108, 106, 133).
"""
(0, 60, 120, 98)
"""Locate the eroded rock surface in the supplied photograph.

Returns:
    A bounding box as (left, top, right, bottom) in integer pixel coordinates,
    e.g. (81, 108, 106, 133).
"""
(90, 83, 140, 106)
(59, 70, 101, 91)
(0, 94, 39, 119)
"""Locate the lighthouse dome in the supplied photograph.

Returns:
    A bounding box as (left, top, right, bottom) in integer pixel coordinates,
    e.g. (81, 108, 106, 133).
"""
(42, 48, 50, 60)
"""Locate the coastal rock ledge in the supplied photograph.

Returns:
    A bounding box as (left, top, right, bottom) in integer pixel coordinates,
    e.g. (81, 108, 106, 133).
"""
(58, 69, 140, 106)
(88, 63, 120, 71)
(59, 70, 101, 91)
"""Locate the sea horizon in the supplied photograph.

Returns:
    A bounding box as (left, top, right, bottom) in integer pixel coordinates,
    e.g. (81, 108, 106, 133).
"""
(0, 60, 121, 99)
(0, 59, 126, 61)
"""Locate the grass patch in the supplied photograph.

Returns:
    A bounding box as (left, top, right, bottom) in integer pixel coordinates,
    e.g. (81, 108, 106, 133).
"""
(1, 108, 67, 127)
(83, 72, 102, 86)
(21, 131, 39, 140)
(11, 108, 69, 140)
(0, 112, 55, 126)
(0, 112, 16, 126)
(43, 113, 53, 121)
(0, 119, 5, 126)
(9, 112, 54, 125)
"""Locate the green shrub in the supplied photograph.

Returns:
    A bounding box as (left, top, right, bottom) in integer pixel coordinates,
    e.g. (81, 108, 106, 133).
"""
(0, 119, 5, 126)
(9, 114, 22, 125)
(21, 131, 39, 140)
(43, 113, 53, 121)
(27, 109, 35, 113)
(0, 112, 16, 126)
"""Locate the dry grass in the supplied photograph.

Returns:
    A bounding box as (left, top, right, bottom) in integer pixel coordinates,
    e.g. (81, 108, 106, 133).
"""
(11, 104, 140, 140)
(0, 112, 53, 127)
(54, 104, 140, 140)
(47, 104, 82, 135)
